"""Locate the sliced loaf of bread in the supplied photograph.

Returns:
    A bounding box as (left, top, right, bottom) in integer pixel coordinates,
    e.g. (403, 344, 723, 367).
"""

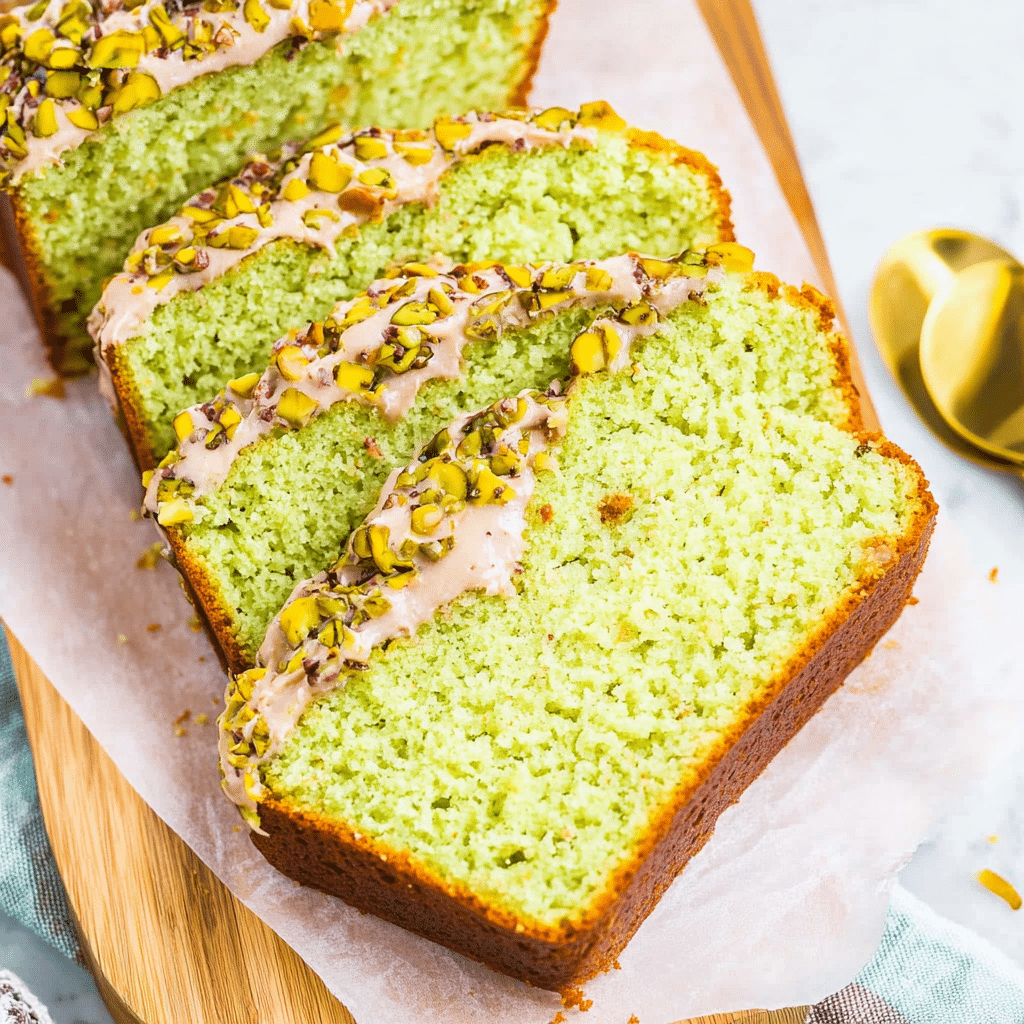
(216, 254, 935, 988)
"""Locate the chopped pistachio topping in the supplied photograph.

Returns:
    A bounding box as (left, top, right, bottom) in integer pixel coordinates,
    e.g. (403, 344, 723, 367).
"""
(217, 387, 569, 823)
(141, 245, 752, 527)
(0, 0, 397, 183)
(90, 105, 628, 356)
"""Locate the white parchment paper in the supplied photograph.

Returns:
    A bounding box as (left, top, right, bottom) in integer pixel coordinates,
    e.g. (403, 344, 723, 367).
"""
(2, 2, 1022, 1021)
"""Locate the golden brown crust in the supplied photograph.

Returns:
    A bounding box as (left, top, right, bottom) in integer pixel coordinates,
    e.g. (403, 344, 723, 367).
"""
(750, 273, 864, 435)
(254, 465, 936, 991)
(106, 344, 160, 473)
(624, 127, 735, 244)
(249, 332, 938, 991)
(4, 192, 73, 374)
(507, 0, 557, 109)
(165, 524, 252, 675)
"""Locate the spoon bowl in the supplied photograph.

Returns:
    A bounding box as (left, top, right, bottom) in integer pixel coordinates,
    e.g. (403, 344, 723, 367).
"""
(920, 258, 1024, 467)
(870, 228, 1021, 472)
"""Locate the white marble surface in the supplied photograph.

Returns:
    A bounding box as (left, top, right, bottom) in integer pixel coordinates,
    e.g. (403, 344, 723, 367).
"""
(755, 0, 1024, 970)
(4, 2, 1024, 1019)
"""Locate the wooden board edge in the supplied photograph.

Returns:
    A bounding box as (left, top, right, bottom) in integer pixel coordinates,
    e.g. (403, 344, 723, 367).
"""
(5, 623, 356, 1024)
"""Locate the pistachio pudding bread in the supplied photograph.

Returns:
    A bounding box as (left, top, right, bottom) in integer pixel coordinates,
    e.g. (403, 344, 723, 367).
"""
(215, 258, 936, 988)
(0, 0, 555, 373)
(90, 103, 733, 466)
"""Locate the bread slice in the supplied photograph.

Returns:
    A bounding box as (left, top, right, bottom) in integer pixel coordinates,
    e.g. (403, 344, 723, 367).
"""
(216, 255, 936, 990)
(0, 0, 554, 374)
(92, 105, 733, 466)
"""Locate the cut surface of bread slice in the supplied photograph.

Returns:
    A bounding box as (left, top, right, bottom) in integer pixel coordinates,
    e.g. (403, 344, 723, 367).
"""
(142, 246, 851, 673)
(2, 0, 554, 373)
(92, 105, 733, 465)
(216, 269, 936, 988)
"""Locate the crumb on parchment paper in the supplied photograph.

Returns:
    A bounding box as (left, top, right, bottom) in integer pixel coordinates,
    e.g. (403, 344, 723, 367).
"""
(1, 474, 12, 485)
(561, 987, 593, 1012)
(136, 542, 163, 569)
(27, 377, 65, 399)
(989, 566, 999, 583)
(146, 623, 162, 633)
(978, 868, 1021, 910)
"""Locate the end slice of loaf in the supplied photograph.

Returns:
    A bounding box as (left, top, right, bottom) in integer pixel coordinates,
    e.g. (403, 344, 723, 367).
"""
(215, 252, 937, 990)
(93, 104, 733, 467)
(3, 0, 555, 374)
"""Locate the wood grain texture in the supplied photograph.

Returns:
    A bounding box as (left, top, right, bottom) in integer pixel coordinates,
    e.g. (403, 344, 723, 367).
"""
(6, 626, 355, 1024)
(4, 3, 840, 1021)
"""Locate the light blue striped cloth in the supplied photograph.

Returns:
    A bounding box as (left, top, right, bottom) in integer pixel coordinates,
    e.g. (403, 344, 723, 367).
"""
(2, 629, 1022, 1022)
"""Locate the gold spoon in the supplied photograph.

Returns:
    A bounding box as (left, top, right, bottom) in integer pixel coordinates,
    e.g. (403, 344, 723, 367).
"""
(869, 228, 1021, 472)
(920, 258, 1024, 467)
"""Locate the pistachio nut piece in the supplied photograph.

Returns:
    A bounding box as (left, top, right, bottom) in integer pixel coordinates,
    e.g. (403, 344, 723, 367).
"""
(32, 99, 58, 138)
(333, 361, 374, 392)
(275, 345, 309, 381)
(65, 104, 98, 131)
(307, 150, 352, 193)
(227, 372, 261, 398)
(88, 30, 146, 69)
(577, 100, 627, 132)
(282, 177, 310, 202)
(706, 242, 755, 273)
(157, 497, 194, 526)
(277, 388, 318, 428)
(353, 134, 388, 161)
(532, 106, 575, 132)
(172, 410, 194, 442)
(243, 0, 270, 32)
(433, 118, 472, 152)
(278, 595, 320, 647)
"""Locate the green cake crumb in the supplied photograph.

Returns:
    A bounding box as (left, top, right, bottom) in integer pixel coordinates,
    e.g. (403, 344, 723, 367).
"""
(261, 284, 918, 927)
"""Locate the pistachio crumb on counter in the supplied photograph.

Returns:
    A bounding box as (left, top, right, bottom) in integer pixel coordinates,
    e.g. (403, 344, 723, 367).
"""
(978, 869, 1021, 910)
(26, 377, 65, 398)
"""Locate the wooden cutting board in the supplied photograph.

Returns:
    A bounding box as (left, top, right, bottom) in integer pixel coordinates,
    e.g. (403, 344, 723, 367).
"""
(7, 3, 875, 1021)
